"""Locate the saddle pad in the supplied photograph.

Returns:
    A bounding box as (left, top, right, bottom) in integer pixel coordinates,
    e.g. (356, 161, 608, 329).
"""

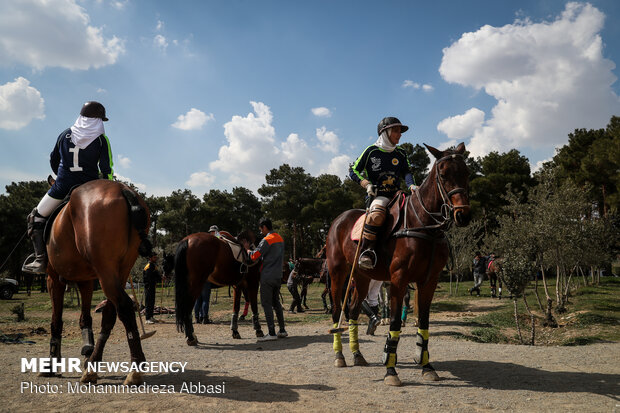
(350, 213, 367, 242)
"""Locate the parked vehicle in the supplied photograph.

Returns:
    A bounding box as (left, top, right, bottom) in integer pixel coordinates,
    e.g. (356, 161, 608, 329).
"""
(0, 277, 19, 299)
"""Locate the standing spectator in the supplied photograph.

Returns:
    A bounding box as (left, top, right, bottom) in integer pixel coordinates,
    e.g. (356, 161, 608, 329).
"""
(286, 265, 304, 313)
(243, 218, 287, 341)
(470, 251, 486, 296)
(193, 281, 213, 324)
(143, 254, 161, 323)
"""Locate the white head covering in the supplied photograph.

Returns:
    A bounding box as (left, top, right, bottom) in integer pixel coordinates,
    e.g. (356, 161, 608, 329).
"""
(69, 116, 105, 149)
(374, 128, 396, 152)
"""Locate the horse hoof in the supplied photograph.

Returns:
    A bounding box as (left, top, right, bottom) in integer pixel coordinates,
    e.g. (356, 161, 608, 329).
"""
(422, 369, 440, 381)
(353, 353, 368, 366)
(384, 374, 402, 386)
(123, 371, 143, 386)
(256, 330, 264, 338)
(186, 337, 198, 346)
(232, 331, 241, 339)
(80, 370, 98, 383)
(334, 352, 346, 368)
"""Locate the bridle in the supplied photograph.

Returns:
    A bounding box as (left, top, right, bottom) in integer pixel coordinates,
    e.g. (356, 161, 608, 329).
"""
(397, 152, 469, 234)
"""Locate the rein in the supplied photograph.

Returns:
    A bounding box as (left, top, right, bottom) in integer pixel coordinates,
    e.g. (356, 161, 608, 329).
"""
(391, 152, 467, 287)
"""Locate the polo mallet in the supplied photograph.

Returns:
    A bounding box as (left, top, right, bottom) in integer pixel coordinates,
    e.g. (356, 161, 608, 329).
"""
(328, 197, 374, 334)
(129, 274, 156, 340)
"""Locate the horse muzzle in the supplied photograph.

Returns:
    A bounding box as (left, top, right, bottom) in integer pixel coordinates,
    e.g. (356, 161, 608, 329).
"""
(454, 207, 471, 227)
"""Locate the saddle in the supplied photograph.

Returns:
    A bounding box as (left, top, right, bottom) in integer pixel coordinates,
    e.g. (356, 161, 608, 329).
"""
(350, 191, 407, 242)
(217, 231, 254, 270)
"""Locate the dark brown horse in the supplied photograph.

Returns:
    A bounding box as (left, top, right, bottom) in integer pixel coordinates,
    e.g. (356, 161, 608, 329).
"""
(327, 143, 470, 386)
(42, 180, 152, 385)
(173, 231, 263, 345)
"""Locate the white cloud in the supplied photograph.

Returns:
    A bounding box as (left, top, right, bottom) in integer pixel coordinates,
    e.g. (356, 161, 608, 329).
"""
(111, 0, 128, 10)
(437, 108, 485, 139)
(439, 2, 620, 158)
(280, 133, 313, 165)
(153, 34, 168, 52)
(186, 171, 215, 187)
(0, 0, 125, 70)
(97, 88, 107, 94)
(117, 154, 131, 168)
(0, 77, 45, 130)
(402, 80, 420, 89)
(320, 155, 352, 178)
(422, 84, 434, 92)
(171, 108, 214, 130)
(156, 20, 164, 31)
(316, 126, 339, 153)
(311, 107, 332, 117)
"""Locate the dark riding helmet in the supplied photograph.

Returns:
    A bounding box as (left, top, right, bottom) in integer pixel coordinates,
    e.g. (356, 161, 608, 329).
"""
(377, 116, 408, 136)
(80, 101, 108, 121)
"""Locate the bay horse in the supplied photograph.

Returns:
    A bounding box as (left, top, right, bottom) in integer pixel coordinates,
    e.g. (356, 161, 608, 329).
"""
(327, 143, 470, 386)
(487, 257, 503, 299)
(173, 230, 263, 346)
(41, 180, 152, 385)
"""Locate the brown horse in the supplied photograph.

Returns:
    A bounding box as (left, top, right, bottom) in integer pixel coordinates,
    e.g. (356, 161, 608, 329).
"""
(173, 231, 263, 346)
(327, 143, 470, 386)
(487, 257, 504, 298)
(42, 179, 152, 385)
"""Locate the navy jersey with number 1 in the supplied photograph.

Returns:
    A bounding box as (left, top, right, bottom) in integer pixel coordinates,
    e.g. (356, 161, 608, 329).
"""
(48, 128, 114, 199)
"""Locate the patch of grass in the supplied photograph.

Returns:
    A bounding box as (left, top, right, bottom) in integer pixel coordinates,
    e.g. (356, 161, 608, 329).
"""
(574, 312, 619, 327)
(561, 336, 601, 346)
(469, 327, 507, 343)
(472, 309, 515, 328)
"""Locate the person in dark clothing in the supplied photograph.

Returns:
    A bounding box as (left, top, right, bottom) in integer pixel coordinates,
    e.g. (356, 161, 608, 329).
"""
(194, 281, 213, 324)
(470, 251, 486, 296)
(143, 254, 161, 323)
(286, 267, 304, 313)
(24, 101, 114, 275)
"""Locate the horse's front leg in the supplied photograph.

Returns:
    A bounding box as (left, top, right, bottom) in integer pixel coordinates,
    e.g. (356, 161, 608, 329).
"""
(347, 283, 370, 367)
(413, 282, 440, 381)
(77, 280, 95, 358)
(40, 273, 65, 377)
(81, 299, 117, 383)
(383, 281, 405, 386)
(230, 286, 242, 339)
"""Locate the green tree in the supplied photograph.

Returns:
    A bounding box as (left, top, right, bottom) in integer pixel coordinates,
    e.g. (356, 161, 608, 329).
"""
(157, 189, 201, 243)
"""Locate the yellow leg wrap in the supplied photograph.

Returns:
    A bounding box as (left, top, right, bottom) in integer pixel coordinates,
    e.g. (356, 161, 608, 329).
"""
(333, 323, 342, 353)
(418, 328, 429, 365)
(349, 320, 359, 353)
(385, 330, 400, 368)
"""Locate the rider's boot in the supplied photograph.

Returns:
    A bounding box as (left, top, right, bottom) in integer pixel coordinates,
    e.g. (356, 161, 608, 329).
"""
(358, 203, 386, 270)
(23, 209, 48, 275)
(361, 300, 381, 335)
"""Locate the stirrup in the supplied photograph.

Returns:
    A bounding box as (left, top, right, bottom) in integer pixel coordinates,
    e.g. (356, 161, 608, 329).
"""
(358, 249, 377, 270)
(22, 254, 47, 275)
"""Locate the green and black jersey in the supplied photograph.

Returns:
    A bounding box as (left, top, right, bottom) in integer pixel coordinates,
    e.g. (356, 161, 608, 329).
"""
(349, 145, 414, 198)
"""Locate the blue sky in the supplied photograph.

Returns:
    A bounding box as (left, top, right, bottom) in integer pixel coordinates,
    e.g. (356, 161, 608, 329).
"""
(1, 0, 619, 196)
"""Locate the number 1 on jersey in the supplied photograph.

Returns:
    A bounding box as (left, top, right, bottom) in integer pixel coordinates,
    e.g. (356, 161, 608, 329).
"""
(69, 147, 83, 171)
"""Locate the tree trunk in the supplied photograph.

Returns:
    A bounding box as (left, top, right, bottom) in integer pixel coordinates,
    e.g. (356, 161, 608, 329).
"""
(522, 293, 535, 345)
(513, 298, 523, 344)
(540, 265, 558, 327)
(534, 272, 544, 312)
(449, 270, 453, 295)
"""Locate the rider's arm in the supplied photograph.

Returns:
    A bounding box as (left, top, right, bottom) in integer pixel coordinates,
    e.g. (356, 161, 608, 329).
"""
(350, 146, 373, 186)
(98, 135, 114, 180)
(49, 133, 63, 175)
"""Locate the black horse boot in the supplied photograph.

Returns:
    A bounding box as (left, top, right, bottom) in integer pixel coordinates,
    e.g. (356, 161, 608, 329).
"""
(23, 209, 47, 274)
(361, 300, 381, 335)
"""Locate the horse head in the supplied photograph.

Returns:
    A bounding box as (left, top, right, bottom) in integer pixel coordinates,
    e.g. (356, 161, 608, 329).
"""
(422, 142, 471, 227)
(237, 229, 257, 249)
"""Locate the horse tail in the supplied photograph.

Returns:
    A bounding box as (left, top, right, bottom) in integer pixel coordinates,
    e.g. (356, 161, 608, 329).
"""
(174, 239, 190, 332)
(121, 188, 152, 257)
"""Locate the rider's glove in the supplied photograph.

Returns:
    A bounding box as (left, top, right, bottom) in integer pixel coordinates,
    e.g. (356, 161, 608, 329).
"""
(366, 184, 377, 197)
(409, 184, 418, 193)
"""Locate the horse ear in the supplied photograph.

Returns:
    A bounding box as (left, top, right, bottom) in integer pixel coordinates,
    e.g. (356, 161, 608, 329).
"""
(424, 143, 443, 160)
(455, 142, 466, 154)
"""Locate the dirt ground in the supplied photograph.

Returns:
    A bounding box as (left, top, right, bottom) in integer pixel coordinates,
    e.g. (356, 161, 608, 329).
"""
(1, 299, 619, 413)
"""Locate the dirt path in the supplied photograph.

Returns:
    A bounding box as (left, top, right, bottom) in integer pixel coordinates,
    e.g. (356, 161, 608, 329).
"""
(1, 302, 619, 413)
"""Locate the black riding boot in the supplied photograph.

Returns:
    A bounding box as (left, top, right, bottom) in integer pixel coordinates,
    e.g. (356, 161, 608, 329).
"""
(361, 300, 381, 335)
(24, 226, 47, 275)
